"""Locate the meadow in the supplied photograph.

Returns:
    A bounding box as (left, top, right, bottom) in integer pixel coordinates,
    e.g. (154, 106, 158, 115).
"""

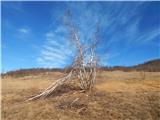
(2, 71, 160, 120)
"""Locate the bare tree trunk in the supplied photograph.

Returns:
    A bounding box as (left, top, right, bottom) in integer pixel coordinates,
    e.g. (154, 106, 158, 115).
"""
(27, 71, 73, 101)
(27, 11, 98, 101)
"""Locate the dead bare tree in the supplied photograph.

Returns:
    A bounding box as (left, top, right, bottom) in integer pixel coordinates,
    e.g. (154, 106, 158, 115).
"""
(27, 11, 99, 101)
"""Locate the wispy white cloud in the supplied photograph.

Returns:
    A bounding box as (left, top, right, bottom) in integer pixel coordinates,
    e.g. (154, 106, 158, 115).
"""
(41, 3, 103, 67)
(46, 31, 54, 38)
(18, 28, 30, 34)
(99, 52, 120, 66)
(37, 2, 159, 67)
(16, 27, 31, 41)
(37, 26, 75, 68)
(136, 29, 160, 44)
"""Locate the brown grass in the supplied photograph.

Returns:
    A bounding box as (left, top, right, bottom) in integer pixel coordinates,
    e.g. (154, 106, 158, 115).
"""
(1, 71, 160, 120)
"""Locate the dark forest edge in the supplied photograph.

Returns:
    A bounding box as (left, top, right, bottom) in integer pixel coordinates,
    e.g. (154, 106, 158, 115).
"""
(2, 59, 160, 78)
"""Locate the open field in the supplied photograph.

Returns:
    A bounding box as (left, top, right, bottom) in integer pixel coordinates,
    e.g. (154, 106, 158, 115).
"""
(2, 71, 160, 120)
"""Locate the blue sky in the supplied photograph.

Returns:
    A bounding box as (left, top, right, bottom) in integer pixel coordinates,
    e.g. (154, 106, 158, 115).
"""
(1, 1, 160, 72)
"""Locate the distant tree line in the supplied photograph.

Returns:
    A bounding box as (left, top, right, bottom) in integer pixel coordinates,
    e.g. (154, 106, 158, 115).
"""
(2, 59, 160, 78)
(1, 68, 64, 78)
(100, 59, 160, 72)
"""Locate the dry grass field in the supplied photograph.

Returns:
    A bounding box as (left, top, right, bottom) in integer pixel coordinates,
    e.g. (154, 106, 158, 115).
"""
(1, 71, 160, 120)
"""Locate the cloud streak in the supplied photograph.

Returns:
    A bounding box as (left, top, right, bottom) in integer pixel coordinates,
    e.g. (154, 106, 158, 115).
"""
(18, 27, 30, 34)
(37, 26, 75, 68)
(37, 2, 159, 67)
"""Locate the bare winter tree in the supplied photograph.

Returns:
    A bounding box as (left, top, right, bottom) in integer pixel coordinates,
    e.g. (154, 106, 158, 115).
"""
(27, 11, 99, 101)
